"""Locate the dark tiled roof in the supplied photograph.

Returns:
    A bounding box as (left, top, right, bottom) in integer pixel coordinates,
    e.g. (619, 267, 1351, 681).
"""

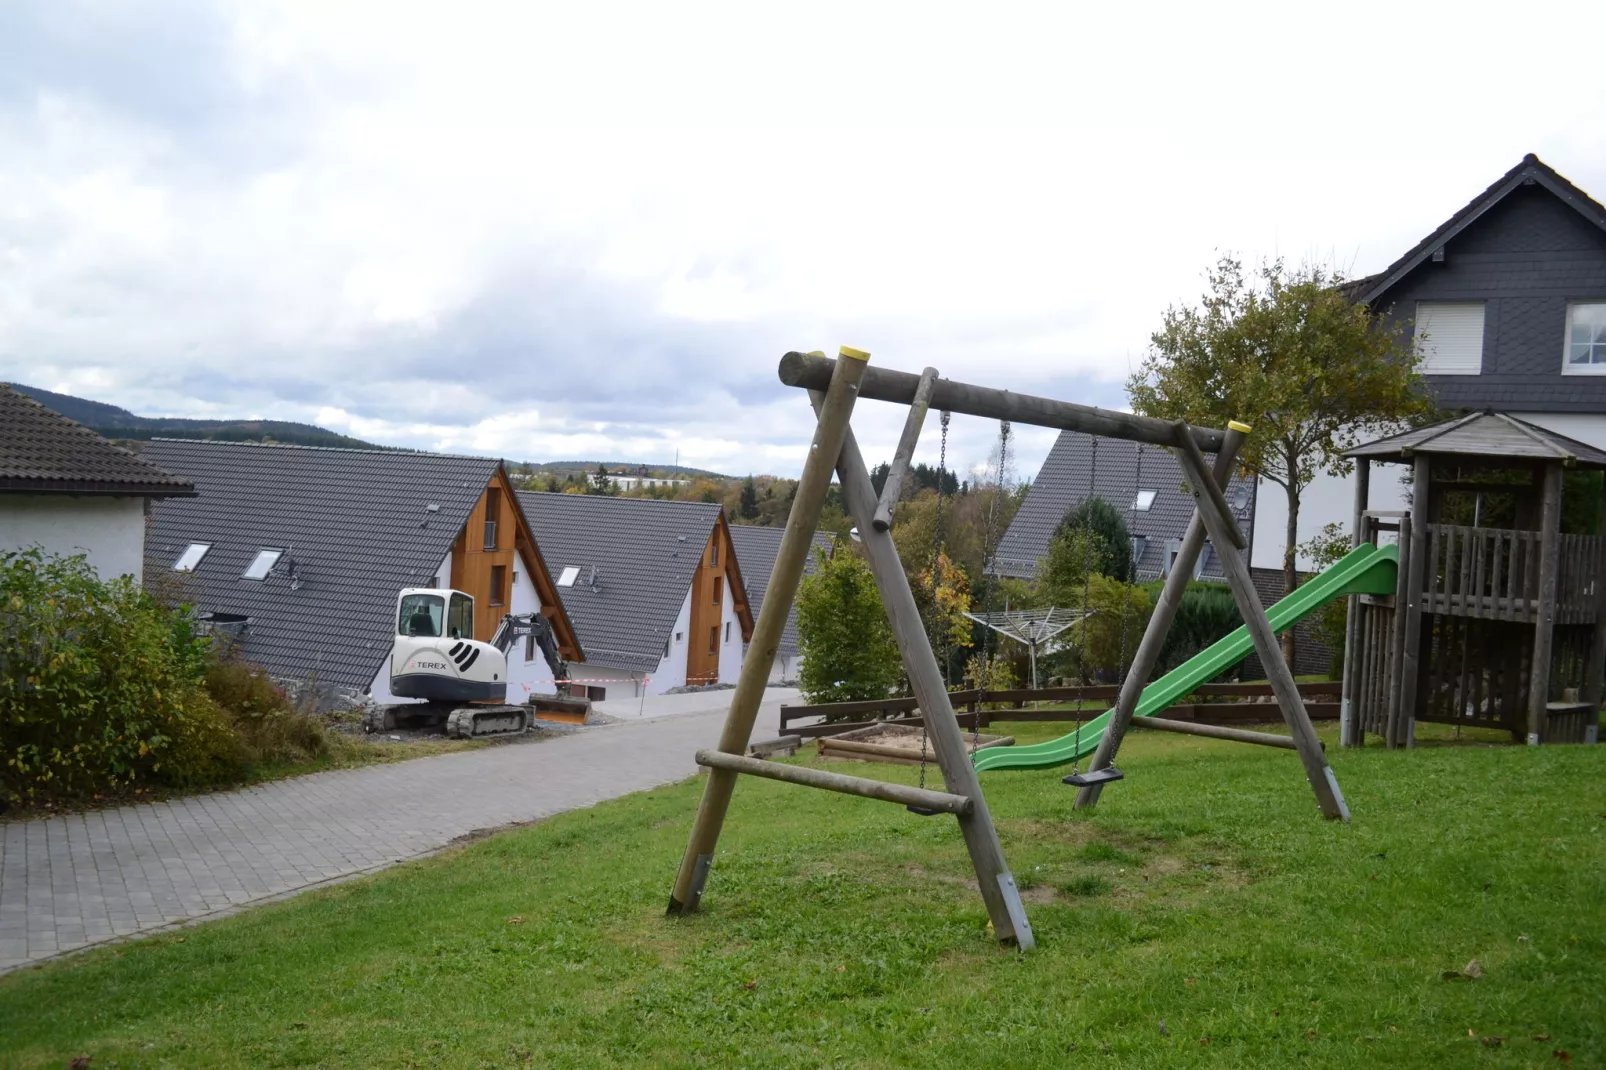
(1346, 411, 1606, 469)
(143, 439, 501, 694)
(0, 383, 195, 497)
(518, 492, 724, 674)
(1356, 153, 1606, 306)
(993, 431, 1256, 581)
(727, 525, 835, 658)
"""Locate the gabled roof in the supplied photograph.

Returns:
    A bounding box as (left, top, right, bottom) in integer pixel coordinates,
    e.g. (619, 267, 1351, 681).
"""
(0, 383, 196, 497)
(993, 431, 1256, 581)
(142, 439, 543, 694)
(518, 492, 748, 674)
(1351, 153, 1606, 306)
(1346, 411, 1606, 469)
(727, 525, 835, 659)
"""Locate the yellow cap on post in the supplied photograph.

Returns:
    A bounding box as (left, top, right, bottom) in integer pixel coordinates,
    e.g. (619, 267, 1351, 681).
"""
(1228, 420, 1253, 433)
(838, 345, 871, 362)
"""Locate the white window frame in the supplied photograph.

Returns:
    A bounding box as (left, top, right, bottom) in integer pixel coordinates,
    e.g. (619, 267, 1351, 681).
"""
(242, 548, 283, 581)
(1133, 490, 1157, 512)
(1415, 301, 1486, 375)
(1561, 301, 1606, 375)
(556, 565, 580, 587)
(173, 543, 210, 572)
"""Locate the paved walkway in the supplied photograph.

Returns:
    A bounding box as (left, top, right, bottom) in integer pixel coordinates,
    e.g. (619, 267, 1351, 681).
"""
(0, 696, 770, 974)
(593, 685, 800, 724)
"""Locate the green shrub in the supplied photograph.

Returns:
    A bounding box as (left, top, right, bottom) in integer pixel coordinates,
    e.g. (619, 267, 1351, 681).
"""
(204, 659, 328, 766)
(795, 547, 902, 706)
(1, 548, 246, 806)
(1139, 580, 1243, 675)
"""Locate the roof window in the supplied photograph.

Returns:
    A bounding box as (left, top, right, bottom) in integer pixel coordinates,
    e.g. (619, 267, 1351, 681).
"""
(242, 548, 283, 581)
(173, 543, 210, 572)
(557, 566, 580, 587)
(1133, 490, 1157, 512)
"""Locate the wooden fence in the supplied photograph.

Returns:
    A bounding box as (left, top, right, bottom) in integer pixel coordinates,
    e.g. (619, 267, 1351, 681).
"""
(778, 681, 1341, 740)
(1419, 524, 1605, 624)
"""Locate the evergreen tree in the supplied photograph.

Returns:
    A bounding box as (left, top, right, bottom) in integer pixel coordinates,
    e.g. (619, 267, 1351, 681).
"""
(739, 475, 760, 520)
(795, 548, 902, 704)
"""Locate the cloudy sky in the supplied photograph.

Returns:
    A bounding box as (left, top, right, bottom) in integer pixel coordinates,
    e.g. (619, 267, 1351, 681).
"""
(2, 1, 1604, 481)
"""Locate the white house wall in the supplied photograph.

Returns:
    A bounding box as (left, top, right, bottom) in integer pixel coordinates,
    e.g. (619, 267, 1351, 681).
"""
(0, 494, 148, 581)
(646, 587, 694, 695)
(1250, 469, 1409, 572)
(717, 581, 744, 685)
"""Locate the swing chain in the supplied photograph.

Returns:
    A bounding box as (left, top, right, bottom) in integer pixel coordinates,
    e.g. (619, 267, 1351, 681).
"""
(1115, 444, 1145, 686)
(1071, 434, 1100, 775)
(916, 411, 953, 789)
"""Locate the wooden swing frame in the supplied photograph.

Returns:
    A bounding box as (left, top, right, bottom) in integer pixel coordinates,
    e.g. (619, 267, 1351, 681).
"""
(666, 349, 1348, 950)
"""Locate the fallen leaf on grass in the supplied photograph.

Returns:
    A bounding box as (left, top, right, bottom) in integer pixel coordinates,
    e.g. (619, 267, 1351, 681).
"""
(1158, 1020, 1167, 1036)
(1442, 959, 1482, 981)
(507, 916, 524, 925)
(1183, 977, 1195, 987)
(1554, 1051, 1571, 1062)
(1481, 1036, 1505, 1047)
(1306, 1029, 1318, 1040)
(836, 965, 846, 973)
(1534, 1033, 1552, 1041)
(743, 979, 758, 990)
(69, 1057, 91, 1069)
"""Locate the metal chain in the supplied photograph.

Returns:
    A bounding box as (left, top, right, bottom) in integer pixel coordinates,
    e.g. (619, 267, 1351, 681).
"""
(1116, 444, 1145, 685)
(971, 421, 1011, 753)
(1072, 435, 1100, 775)
(917, 411, 953, 786)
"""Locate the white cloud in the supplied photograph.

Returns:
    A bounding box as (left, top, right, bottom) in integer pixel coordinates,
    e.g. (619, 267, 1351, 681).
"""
(0, 0, 1603, 479)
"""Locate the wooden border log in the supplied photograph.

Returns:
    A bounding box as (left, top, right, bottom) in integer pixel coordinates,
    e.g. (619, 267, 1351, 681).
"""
(1131, 715, 1314, 751)
(778, 351, 1227, 453)
(668, 347, 869, 916)
(695, 750, 972, 814)
(818, 735, 1015, 762)
(748, 735, 802, 758)
(872, 366, 938, 531)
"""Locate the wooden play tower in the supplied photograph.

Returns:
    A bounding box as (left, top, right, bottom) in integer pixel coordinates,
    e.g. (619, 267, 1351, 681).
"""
(1342, 412, 1606, 747)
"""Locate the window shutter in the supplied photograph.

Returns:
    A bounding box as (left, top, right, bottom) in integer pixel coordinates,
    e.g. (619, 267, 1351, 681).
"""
(1415, 302, 1485, 374)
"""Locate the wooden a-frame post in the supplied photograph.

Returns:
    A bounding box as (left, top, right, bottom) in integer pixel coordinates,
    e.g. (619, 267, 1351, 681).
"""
(1073, 422, 1249, 809)
(667, 346, 869, 916)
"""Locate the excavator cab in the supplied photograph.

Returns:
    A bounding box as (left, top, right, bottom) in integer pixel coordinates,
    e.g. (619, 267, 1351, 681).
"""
(389, 588, 505, 703)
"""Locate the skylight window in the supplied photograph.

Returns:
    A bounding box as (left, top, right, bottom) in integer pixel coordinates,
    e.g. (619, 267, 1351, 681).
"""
(242, 549, 284, 581)
(173, 543, 210, 572)
(1133, 490, 1157, 512)
(557, 566, 581, 587)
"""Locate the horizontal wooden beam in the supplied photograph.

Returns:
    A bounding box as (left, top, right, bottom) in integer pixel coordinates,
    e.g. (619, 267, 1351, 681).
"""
(694, 749, 972, 815)
(1131, 715, 1320, 750)
(778, 352, 1227, 452)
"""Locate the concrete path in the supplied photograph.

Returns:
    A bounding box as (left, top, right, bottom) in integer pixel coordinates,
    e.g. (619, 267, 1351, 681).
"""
(593, 685, 800, 724)
(0, 695, 777, 975)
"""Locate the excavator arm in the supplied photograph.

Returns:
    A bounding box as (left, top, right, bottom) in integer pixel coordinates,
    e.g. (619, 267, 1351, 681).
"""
(490, 613, 569, 682)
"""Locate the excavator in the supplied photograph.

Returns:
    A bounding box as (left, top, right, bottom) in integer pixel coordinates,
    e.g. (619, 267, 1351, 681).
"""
(366, 587, 577, 738)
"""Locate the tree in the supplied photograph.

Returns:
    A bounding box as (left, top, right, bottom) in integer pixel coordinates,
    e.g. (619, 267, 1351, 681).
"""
(1128, 254, 1431, 662)
(795, 547, 902, 704)
(1053, 498, 1132, 581)
(589, 464, 614, 495)
(738, 475, 760, 520)
(912, 550, 975, 653)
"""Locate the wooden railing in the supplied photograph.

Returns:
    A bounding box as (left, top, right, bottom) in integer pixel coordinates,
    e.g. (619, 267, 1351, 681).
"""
(778, 681, 1341, 739)
(1418, 524, 1605, 624)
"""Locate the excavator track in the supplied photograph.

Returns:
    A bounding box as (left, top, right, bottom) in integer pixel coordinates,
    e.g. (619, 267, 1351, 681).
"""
(444, 704, 531, 739)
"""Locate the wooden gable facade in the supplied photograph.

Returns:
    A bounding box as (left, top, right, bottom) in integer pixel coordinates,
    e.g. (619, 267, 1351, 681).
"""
(684, 512, 755, 686)
(448, 466, 582, 659)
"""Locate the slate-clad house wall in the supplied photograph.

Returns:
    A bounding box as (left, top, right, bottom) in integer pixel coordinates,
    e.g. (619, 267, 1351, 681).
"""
(1356, 155, 1606, 417)
(993, 431, 1256, 583)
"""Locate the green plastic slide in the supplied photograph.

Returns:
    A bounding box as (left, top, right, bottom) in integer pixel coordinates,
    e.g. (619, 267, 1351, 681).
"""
(972, 542, 1400, 773)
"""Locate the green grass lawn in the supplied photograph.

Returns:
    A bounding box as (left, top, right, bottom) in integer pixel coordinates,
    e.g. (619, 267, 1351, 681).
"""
(2, 723, 1603, 1068)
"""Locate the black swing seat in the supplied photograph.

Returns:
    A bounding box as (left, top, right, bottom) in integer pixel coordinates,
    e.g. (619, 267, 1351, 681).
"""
(1062, 766, 1124, 788)
(905, 805, 942, 817)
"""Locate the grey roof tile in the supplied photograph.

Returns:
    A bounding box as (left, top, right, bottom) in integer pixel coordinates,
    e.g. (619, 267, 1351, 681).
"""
(726, 526, 835, 658)
(518, 492, 723, 674)
(993, 431, 1255, 582)
(0, 383, 195, 496)
(142, 439, 501, 694)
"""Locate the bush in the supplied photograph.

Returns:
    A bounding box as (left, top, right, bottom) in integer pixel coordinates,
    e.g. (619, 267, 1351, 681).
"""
(204, 659, 328, 767)
(1, 549, 246, 807)
(1140, 580, 1243, 675)
(795, 547, 902, 705)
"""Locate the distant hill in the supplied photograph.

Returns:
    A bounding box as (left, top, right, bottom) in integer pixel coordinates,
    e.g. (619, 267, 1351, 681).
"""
(6, 383, 386, 450)
(524, 460, 733, 480)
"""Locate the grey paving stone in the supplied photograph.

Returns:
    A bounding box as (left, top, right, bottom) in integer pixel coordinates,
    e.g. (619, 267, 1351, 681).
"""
(0, 707, 731, 973)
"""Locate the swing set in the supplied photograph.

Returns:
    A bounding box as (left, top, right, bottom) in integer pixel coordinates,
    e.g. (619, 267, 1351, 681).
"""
(667, 349, 1347, 949)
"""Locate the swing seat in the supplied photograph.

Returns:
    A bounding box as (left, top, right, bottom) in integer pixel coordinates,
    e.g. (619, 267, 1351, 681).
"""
(905, 805, 942, 817)
(1062, 766, 1124, 788)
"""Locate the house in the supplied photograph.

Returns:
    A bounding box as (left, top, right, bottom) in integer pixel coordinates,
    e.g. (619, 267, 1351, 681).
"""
(141, 439, 581, 707)
(992, 432, 1257, 583)
(726, 525, 835, 682)
(0, 383, 195, 580)
(517, 492, 755, 698)
(1257, 152, 1606, 570)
